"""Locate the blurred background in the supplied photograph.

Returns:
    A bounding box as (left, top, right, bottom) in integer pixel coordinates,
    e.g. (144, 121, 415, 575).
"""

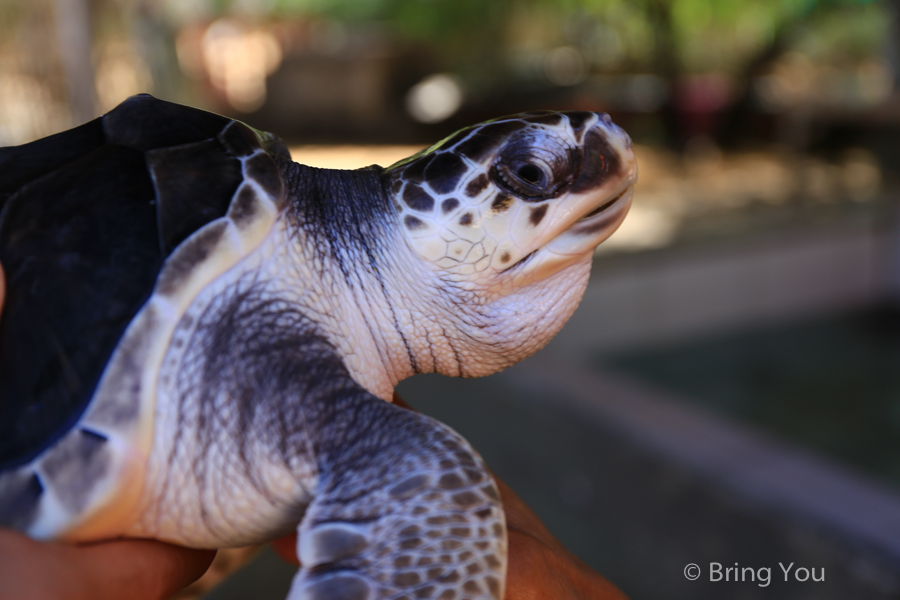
(3, 0, 900, 598)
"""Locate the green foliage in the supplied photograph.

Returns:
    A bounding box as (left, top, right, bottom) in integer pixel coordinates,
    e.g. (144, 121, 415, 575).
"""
(193, 0, 890, 76)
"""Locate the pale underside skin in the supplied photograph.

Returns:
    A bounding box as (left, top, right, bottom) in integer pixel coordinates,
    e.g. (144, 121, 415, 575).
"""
(6, 110, 636, 600)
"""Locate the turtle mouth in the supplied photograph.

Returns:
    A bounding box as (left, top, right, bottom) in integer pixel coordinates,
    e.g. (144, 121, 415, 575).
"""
(538, 182, 633, 261)
(574, 187, 629, 225)
(563, 184, 633, 237)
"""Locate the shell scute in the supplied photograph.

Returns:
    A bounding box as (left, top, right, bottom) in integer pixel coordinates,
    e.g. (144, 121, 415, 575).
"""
(0, 95, 289, 478)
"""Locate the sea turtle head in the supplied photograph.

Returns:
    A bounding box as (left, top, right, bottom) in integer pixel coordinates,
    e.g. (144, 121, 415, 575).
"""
(384, 111, 637, 376)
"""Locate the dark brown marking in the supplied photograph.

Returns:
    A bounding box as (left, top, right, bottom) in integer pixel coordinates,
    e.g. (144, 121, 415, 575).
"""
(439, 473, 465, 489)
(229, 184, 258, 227)
(482, 484, 500, 501)
(156, 220, 228, 296)
(464, 468, 484, 483)
(427, 515, 450, 525)
(394, 572, 422, 586)
(394, 556, 412, 568)
(458, 213, 473, 226)
(425, 152, 467, 194)
(572, 129, 620, 194)
(245, 153, 285, 207)
(441, 198, 460, 214)
(500, 252, 511, 263)
(403, 183, 435, 212)
(528, 204, 548, 226)
(463, 581, 482, 594)
(404, 215, 425, 230)
(415, 585, 436, 598)
(570, 210, 619, 236)
(465, 173, 490, 197)
(440, 570, 461, 583)
(218, 121, 259, 157)
(566, 111, 594, 143)
(451, 491, 480, 507)
(392, 177, 403, 194)
(491, 194, 513, 213)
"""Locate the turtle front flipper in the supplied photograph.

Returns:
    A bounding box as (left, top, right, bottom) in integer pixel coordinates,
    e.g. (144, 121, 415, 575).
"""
(291, 394, 506, 600)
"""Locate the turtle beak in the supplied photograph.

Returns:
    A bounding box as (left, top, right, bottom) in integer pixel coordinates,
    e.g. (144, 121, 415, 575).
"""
(541, 114, 637, 258)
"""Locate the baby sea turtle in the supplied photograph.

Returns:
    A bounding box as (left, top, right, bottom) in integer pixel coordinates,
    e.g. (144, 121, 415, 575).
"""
(0, 95, 636, 600)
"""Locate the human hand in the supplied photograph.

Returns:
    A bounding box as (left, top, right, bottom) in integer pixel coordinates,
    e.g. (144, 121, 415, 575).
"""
(0, 529, 216, 600)
(271, 394, 629, 600)
(0, 264, 216, 600)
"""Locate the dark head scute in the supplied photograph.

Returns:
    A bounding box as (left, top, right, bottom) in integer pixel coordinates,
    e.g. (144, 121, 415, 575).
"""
(464, 173, 490, 198)
(441, 198, 460, 214)
(459, 212, 473, 226)
(526, 113, 563, 126)
(572, 128, 620, 194)
(425, 152, 467, 195)
(456, 120, 524, 163)
(218, 121, 260, 158)
(566, 112, 594, 144)
(402, 183, 435, 212)
(404, 214, 426, 230)
(402, 153, 432, 184)
(529, 204, 549, 226)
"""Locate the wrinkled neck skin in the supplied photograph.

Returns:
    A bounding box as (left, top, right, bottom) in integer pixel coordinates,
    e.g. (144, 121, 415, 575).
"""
(280, 162, 591, 399)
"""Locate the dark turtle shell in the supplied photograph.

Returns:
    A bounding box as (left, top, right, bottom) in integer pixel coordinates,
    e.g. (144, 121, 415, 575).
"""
(0, 95, 289, 470)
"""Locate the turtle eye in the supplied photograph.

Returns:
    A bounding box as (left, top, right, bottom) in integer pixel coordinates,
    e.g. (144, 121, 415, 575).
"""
(516, 164, 544, 186)
(492, 159, 554, 200)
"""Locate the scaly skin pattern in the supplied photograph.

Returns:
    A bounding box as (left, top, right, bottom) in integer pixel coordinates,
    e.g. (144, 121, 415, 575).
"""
(8, 110, 637, 600)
